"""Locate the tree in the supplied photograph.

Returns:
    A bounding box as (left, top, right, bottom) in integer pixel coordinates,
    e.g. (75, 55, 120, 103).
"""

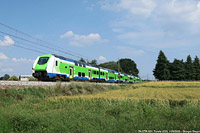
(89, 59, 98, 66)
(8, 75, 19, 81)
(79, 58, 86, 63)
(99, 59, 139, 76)
(170, 59, 185, 80)
(3, 74, 10, 80)
(119, 58, 139, 76)
(185, 55, 195, 80)
(193, 56, 200, 80)
(99, 61, 118, 71)
(153, 50, 171, 80)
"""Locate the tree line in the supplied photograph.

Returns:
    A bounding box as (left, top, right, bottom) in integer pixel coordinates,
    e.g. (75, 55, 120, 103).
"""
(0, 74, 19, 81)
(153, 50, 200, 80)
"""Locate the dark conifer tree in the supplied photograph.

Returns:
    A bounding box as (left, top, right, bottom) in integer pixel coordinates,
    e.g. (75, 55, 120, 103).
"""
(185, 55, 195, 80)
(170, 59, 185, 80)
(193, 56, 200, 80)
(153, 50, 170, 80)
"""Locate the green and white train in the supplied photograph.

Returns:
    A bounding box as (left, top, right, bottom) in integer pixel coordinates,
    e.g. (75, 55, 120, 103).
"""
(32, 54, 142, 83)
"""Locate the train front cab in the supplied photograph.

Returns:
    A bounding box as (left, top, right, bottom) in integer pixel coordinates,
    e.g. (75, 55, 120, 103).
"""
(32, 54, 53, 80)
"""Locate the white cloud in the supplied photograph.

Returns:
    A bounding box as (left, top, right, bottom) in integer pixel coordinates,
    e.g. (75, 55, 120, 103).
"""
(98, 56, 107, 62)
(60, 31, 74, 38)
(101, 0, 200, 30)
(12, 58, 35, 63)
(1, 68, 14, 72)
(0, 36, 14, 46)
(115, 46, 145, 56)
(118, 0, 156, 18)
(101, 0, 200, 23)
(0, 53, 9, 60)
(118, 31, 164, 40)
(100, 0, 200, 48)
(60, 31, 107, 47)
(101, 0, 156, 18)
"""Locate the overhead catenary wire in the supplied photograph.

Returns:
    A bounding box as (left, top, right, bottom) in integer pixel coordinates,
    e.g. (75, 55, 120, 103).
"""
(0, 22, 94, 61)
(0, 34, 53, 54)
(0, 30, 83, 59)
(13, 45, 46, 54)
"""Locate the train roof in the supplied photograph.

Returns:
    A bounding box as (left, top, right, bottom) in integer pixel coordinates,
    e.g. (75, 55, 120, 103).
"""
(52, 54, 99, 69)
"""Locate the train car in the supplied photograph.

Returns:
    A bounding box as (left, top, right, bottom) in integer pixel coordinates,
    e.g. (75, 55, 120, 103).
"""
(129, 75, 134, 83)
(33, 54, 88, 81)
(124, 74, 129, 83)
(32, 54, 141, 82)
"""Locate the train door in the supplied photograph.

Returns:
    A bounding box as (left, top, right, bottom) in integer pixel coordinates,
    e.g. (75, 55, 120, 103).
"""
(69, 67, 74, 79)
(106, 73, 108, 81)
(88, 70, 91, 80)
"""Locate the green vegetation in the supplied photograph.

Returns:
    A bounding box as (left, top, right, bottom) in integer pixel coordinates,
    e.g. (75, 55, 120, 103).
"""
(3, 74, 10, 80)
(99, 61, 118, 71)
(28, 77, 38, 81)
(79, 58, 86, 63)
(8, 75, 19, 81)
(154, 50, 200, 80)
(0, 82, 200, 132)
(99, 58, 139, 76)
(118, 58, 139, 76)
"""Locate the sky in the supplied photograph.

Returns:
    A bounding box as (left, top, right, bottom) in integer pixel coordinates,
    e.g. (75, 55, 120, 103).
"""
(0, 0, 200, 80)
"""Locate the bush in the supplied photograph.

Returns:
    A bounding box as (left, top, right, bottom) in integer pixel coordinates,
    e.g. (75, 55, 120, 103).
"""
(3, 74, 10, 80)
(8, 75, 19, 81)
(28, 77, 38, 81)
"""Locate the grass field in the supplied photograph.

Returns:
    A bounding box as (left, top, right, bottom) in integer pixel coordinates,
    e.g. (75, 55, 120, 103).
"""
(0, 81, 200, 132)
(63, 81, 200, 101)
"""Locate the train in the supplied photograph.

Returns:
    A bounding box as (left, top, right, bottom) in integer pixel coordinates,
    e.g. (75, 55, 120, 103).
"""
(32, 54, 142, 83)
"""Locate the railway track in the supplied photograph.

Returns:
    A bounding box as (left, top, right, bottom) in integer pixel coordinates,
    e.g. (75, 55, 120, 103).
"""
(0, 81, 121, 89)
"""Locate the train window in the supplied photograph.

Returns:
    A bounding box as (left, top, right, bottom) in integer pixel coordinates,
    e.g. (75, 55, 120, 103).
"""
(100, 72, 102, 75)
(78, 72, 81, 77)
(97, 71, 99, 75)
(93, 71, 96, 74)
(103, 72, 104, 76)
(75, 62, 78, 66)
(38, 57, 49, 65)
(83, 64, 86, 67)
(120, 76, 122, 78)
(82, 73, 85, 77)
(79, 63, 82, 67)
(109, 77, 114, 79)
(56, 61, 58, 66)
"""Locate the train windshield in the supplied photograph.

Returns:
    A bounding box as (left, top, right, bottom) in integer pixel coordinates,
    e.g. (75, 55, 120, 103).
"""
(37, 57, 49, 65)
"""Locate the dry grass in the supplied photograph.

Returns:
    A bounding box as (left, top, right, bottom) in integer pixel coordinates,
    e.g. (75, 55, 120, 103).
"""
(52, 81, 200, 101)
